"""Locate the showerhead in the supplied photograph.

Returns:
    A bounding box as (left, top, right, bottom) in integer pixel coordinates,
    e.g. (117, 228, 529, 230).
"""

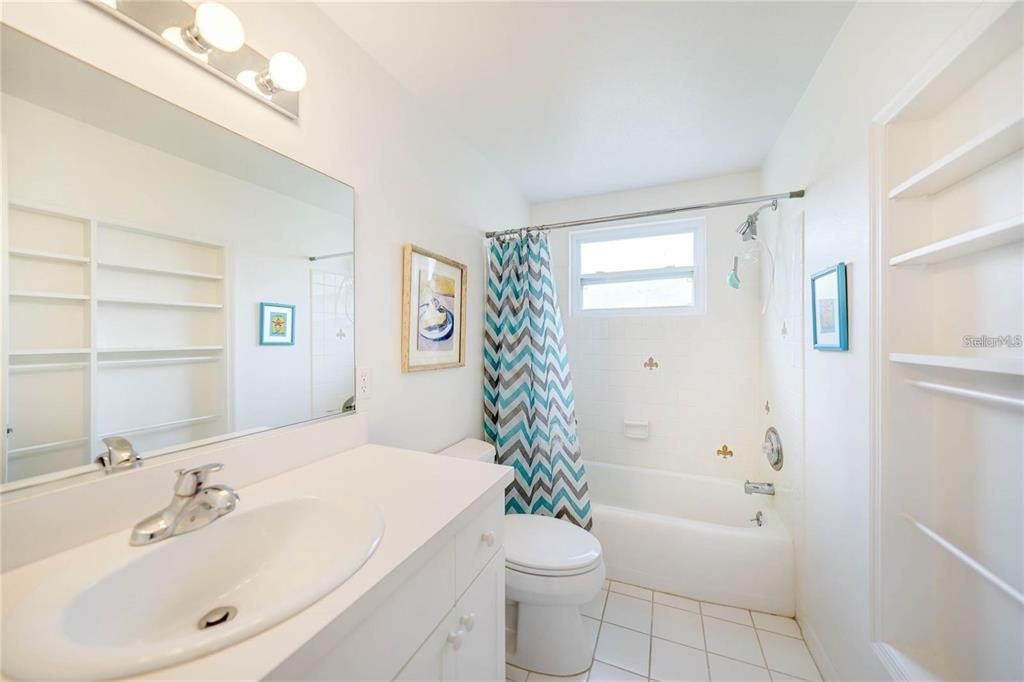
(735, 199, 778, 241)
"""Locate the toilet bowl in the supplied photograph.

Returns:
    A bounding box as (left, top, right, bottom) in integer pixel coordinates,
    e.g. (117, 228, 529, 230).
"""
(436, 439, 606, 676)
(504, 513, 605, 675)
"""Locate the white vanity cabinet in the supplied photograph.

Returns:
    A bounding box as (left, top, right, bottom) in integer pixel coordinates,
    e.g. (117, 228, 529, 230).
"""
(274, 492, 506, 681)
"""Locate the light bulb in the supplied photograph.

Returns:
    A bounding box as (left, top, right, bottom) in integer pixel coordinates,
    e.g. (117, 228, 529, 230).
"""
(266, 52, 307, 92)
(182, 2, 245, 54)
(236, 70, 272, 99)
(162, 26, 209, 63)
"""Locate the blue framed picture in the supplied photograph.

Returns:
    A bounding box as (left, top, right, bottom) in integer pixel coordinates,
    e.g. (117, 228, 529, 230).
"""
(259, 302, 296, 346)
(811, 263, 848, 351)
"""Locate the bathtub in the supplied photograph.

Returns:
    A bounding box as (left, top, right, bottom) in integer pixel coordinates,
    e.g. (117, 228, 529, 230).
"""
(586, 462, 794, 616)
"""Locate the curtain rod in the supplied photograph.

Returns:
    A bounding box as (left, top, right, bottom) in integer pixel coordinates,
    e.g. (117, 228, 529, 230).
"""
(308, 250, 354, 261)
(484, 189, 805, 239)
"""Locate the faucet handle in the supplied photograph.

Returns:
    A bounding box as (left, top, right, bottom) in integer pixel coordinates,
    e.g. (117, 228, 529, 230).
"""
(174, 463, 224, 496)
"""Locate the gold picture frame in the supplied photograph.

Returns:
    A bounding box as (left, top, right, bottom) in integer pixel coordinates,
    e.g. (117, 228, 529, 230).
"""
(401, 244, 467, 372)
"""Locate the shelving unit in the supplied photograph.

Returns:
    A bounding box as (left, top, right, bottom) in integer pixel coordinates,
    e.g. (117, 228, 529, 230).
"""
(873, 5, 1023, 680)
(889, 352, 1024, 376)
(889, 215, 1024, 266)
(3, 205, 231, 483)
(887, 114, 1024, 199)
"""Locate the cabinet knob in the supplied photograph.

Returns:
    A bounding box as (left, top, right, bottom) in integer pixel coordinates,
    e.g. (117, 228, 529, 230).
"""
(447, 630, 464, 651)
(480, 530, 496, 547)
(459, 613, 476, 632)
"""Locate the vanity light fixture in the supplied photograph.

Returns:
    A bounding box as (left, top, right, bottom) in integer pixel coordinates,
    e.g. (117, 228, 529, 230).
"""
(237, 52, 307, 97)
(181, 2, 245, 54)
(257, 52, 308, 94)
(87, 0, 304, 119)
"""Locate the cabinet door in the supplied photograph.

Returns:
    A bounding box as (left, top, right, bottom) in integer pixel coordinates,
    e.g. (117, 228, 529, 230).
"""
(395, 609, 457, 682)
(451, 550, 505, 682)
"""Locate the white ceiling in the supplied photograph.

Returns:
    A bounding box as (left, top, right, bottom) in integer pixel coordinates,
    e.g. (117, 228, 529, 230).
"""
(321, 2, 853, 202)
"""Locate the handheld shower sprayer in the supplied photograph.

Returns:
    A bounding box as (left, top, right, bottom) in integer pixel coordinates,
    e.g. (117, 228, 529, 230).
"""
(727, 256, 740, 289)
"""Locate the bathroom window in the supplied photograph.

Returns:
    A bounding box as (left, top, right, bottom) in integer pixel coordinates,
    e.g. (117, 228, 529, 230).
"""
(570, 219, 706, 315)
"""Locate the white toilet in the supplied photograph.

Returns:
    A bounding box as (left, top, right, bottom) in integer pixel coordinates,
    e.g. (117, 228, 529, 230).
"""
(437, 439, 606, 676)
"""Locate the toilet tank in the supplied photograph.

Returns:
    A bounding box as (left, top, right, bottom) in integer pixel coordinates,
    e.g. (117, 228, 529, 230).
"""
(437, 438, 496, 463)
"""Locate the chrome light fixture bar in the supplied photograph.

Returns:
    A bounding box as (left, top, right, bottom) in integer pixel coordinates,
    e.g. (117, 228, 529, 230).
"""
(87, 0, 304, 119)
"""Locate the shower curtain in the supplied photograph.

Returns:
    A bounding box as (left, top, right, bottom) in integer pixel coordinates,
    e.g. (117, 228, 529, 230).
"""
(484, 232, 592, 530)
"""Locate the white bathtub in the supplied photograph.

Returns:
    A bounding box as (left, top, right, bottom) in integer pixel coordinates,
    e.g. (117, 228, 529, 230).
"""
(587, 462, 794, 616)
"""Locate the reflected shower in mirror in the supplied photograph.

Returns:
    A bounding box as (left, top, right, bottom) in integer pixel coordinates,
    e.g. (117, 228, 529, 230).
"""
(1, 27, 355, 487)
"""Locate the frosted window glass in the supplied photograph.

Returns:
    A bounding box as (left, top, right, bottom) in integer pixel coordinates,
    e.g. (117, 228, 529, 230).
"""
(581, 276, 694, 310)
(580, 232, 694, 274)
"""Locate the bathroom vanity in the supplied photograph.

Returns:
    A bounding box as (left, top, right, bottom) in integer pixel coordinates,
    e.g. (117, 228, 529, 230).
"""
(1, 432, 511, 680)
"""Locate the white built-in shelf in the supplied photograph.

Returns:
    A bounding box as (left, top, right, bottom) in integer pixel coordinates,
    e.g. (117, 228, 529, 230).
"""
(99, 356, 221, 369)
(97, 345, 225, 353)
(889, 215, 1024, 266)
(9, 291, 90, 301)
(97, 261, 224, 281)
(888, 115, 1024, 199)
(9, 348, 90, 356)
(906, 513, 1024, 608)
(100, 414, 220, 437)
(7, 248, 90, 264)
(9, 361, 90, 373)
(7, 437, 89, 459)
(96, 297, 223, 309)
(890, 352, 1024, 376)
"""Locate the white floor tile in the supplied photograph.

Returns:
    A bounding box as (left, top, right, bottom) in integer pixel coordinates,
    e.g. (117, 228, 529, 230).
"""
(528, 672, 587, 682)
(589, 661, 647, 682)
(595, 623, 651, 677)
(506, 664, 529, 682)
(707, 654, 771, 681)
(609, 581, 654, 601)
(604, 592, 653, 634)
(751, 613, 801, 639)
(652, 604, 704, 649)
(758, 631, 821, 681)
(654, 592, 700, 613)
(651, 637, 709, 681)
(703, 617, 764, 667)
(700, 603, 753, 626)
(583, 616, 601, 657)
(604, 579, 612, 590)
(582, 589, 609, 619)
(770, 672, 807, 682)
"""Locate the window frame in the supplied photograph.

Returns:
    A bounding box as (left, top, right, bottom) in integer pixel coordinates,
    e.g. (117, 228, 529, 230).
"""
(569, 217, 707, 317)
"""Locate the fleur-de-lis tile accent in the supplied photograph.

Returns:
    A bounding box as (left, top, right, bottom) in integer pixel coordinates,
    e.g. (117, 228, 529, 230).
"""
(643, 356, 659, 370)
(716, 444, 734, 459)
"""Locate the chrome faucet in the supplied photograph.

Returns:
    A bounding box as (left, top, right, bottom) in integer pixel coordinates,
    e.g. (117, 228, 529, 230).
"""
(130, 463, 239, 546)
(744, 480, 775, 496)
(96, 436, 142, 472)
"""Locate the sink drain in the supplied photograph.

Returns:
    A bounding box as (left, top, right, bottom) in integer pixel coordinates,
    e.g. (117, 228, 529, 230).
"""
(197, 606, 237, 630)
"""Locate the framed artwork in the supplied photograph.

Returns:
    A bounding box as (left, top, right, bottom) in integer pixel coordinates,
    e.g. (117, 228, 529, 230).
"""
(402, 244, 467, 372)
(811, 262, 848, 351)
(259, 302, 296, 346)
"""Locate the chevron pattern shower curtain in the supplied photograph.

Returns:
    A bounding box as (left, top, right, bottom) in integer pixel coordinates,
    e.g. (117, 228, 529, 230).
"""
(484, 232, 592, 530)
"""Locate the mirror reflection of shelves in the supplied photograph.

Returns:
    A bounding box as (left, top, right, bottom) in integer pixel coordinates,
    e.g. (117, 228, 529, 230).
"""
(875, 4, 1023, 681)
(3, 205, 230, 483)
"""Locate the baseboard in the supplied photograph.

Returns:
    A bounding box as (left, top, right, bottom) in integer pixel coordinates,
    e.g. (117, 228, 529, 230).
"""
(798, 618, 840, 681)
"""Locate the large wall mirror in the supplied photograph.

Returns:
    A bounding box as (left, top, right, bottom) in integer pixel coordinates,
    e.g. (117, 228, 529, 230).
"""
(1, 28, 356, 489)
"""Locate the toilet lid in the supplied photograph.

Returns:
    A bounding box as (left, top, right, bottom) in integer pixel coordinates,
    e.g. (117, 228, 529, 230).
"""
(504, 514, 602, 576)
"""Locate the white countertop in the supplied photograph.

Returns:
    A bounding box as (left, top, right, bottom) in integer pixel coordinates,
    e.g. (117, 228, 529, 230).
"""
(1, 443, 511, 681)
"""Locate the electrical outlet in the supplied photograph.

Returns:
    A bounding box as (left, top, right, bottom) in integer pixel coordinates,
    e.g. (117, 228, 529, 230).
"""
(357, 368, 371, 401)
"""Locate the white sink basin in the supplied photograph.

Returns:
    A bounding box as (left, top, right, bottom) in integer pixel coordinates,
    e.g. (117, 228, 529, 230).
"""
(2, 496, 383, 680)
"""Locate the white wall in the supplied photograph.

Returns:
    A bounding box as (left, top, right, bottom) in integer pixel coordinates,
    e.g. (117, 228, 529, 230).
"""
(532, 171, 764, 480)
(757, 2, 981, 679)
(0, 1, 529, 453)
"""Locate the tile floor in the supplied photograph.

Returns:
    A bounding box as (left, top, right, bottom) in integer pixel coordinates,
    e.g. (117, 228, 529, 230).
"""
(506, 580, 821, 682)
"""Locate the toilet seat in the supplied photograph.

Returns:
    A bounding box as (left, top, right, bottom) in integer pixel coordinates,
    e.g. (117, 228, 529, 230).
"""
(504, 514, 603, 577)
